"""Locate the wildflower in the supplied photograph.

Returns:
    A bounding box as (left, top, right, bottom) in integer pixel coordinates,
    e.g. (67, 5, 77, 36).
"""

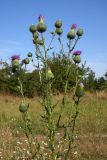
(72, 51, 81, 55)
(37, 15, 47, 33)
(67, 28, 76, 39)
(79, 82, 84, 88)
(11, 55, 20, 61)
(75, 83, 85, 97)
(71, 24, 77, 30)
(38, 14, 44, 23)
(72, 51, 81, 63)
(11, 55, 20, 72)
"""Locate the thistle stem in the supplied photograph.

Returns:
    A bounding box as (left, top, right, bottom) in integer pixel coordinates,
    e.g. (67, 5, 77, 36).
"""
(65, 64, 79, 159)
(41, 33, 56, 160)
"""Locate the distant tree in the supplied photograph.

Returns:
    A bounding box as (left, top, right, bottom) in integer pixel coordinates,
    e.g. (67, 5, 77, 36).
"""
(84, 69, 96, 91)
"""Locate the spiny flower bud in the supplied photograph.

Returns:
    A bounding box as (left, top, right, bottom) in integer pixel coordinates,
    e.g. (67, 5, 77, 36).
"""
(27, 52, 32, 57)
(75, 83, 85, 97)
(47, 68, 54, 80)
(72, 51, 81, 63)
(11, 55, 20, 72)
(37, 15, 47, 33)
(12, 59, 20, 67)
(23, 58, 30, 64)
(73, 55, 81, 63)
(33, 38, 44, 45)
(55, 20, 62, 28)
(76, 28, 84, 37)
(33, 31, 38, 39)
(37, 23, 47, 33)
(19, 102, 28, 112)
(29, 24, 37, 33)
(50, 31, 55, 35)
(55, 28, 63, 36)
(67, 29, 75, 39)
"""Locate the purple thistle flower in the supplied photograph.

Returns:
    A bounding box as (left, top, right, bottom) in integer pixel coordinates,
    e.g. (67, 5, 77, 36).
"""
(11, 55, 20, 61)
(79, 82, 84, 88)
(72, 51, 81, 55)
(38, 14, 44, 22)
(71, 24, 77, 30)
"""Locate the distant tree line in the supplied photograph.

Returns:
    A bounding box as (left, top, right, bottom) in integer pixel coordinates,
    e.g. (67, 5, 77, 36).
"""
(0, 53, 107, 97)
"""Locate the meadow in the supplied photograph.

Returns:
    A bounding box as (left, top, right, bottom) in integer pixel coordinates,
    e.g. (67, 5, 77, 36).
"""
(0, 92, 107, 160)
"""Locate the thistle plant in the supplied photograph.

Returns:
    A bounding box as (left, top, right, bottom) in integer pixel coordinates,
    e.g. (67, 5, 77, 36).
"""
(11, 15, 85, 159)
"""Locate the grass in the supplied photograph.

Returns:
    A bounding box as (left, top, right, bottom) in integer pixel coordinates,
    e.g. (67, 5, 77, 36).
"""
(0, 92, 107, 159)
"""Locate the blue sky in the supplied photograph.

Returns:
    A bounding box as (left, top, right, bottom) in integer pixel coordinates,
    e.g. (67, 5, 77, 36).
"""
(0, 0, 107, 77)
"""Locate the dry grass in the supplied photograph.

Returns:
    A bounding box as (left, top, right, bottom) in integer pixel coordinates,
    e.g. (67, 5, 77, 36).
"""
(0, 93, 107, 159)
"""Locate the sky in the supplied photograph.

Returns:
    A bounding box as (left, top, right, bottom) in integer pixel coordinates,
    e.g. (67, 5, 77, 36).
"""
(0, 0, 107, 77)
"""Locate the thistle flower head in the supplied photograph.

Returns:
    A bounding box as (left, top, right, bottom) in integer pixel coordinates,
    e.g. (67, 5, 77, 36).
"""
(71, 24, 77, 30)
(38, 14, 44, 22)
(72, 51, 81, 55)
(79, 82, 84, 88)
(11, 55, 20, 61)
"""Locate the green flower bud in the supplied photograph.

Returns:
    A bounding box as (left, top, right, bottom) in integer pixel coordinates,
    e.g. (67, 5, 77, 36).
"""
(47, 68, 54, 80)
(33, 31, 38, 39)
(29, 25, 37, 33)
(55, 20, 62, 28)
(76, 28, 84, 37)
(75, 83, 85, 97)
(37, 22, 47, 33)
(50, 31, 55, 35)
(67, 29, 75, 39)
(19, 103, 28, 112)
(56, 28, 63, 36)
(34, 38, 44, 45)
(12, 59, 20, 68)
(23, 58, 30, 64)
(73, 55, 81, 63)
(39, 40, 44, 45)
(27, 52, 32, 57)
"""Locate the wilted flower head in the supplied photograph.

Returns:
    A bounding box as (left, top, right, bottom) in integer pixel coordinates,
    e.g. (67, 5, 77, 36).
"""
(72, 51, 81, 55)
(71, 24, 77, 30)
(11, 55, 20, 61)
(38, 15, 44, 22)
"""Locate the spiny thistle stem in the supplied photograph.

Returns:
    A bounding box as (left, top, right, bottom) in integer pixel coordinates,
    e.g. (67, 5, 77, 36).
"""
(41, 33, 56, 160)
(47, 33, 55, 51)
(70, 37, 80, 52)
(18, 75, 41, 159)
(57, 38, 78, 130)
(36, 45, 42, 83)
(18, 77, 25, 103)
(65, 64, 80, 159)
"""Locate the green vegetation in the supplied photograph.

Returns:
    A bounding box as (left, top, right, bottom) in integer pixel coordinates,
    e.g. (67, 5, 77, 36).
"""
(0, 15, 107, 159)
(0, 94, 107, 159)
(0, 55, 107, 98)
